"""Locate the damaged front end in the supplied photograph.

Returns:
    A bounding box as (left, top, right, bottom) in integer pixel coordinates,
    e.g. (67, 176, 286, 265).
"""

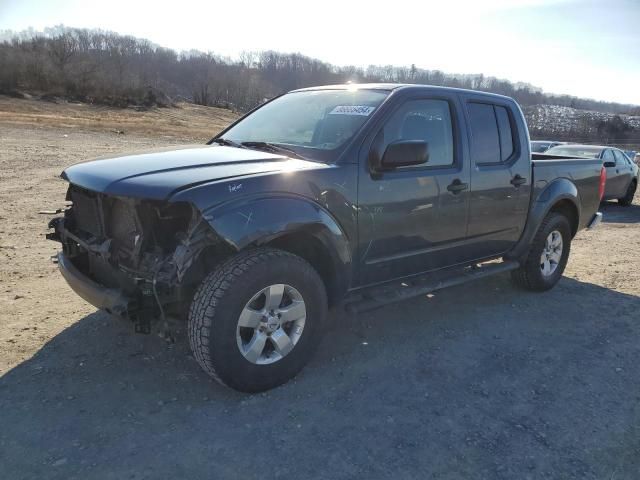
(47, 184, 229, 333)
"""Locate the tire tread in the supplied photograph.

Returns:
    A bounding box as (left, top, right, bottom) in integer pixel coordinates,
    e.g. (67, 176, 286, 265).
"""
(618, 180, 637, 207)
(511, 212, 570, 291)
(187, 248, 316, 388)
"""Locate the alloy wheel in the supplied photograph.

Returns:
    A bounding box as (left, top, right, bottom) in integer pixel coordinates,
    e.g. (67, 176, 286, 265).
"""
(540, 230, 563, 277)
(236, 284, 306, 365)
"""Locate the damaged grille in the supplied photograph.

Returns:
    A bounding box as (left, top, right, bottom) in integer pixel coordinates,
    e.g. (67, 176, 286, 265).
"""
(66, 184, 192, 270)
(67, 185, 142, 266)
(70, 188, 104, 238)
(107, 198, 140, 258)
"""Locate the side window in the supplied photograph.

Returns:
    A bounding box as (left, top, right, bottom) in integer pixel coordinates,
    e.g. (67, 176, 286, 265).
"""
(603, 150, 615, 162)
(379, 99, 454, 168)
(495, 106, 514, 161)
(612, 150, 625, 165)
(468, 102, 516, 164)
(468, 103, 500, 164)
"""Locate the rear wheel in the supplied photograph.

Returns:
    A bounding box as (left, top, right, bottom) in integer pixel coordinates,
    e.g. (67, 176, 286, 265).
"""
(188, 248, 327, 392)
(511, 212, 572, 291)
(618, 180, 637, 206)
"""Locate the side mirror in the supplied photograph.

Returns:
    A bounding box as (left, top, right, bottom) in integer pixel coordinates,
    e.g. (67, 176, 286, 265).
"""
(380, 140, 429, 170)
(603, 161, 616, 168)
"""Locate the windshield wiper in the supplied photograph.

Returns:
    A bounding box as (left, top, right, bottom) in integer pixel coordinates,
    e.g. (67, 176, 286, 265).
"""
(241, 141, 307, 160)
(211, 137, 245, 149)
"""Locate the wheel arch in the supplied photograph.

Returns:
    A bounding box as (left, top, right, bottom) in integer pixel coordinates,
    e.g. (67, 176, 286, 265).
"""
(549, 198, 579, 237)
(200, 196, 352, 307)
(506, 178, 581, 261)
(264, 230, 343, 306)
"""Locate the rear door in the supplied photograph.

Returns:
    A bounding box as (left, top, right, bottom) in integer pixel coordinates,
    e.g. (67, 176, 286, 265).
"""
(463, 98, 531, 259)
(356, 93, 471, 286)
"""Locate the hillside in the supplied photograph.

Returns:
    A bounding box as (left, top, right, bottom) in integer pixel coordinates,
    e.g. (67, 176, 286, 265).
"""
(524, 105, 640, 148)
(0, 95, 238, 141)
(1, 27, 638, 117)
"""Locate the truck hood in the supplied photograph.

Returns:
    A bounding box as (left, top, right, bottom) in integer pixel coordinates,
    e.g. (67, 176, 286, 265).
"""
(61, 145, 322, 200)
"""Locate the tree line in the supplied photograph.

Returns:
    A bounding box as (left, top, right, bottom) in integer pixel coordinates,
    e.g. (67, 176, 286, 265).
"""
(0, 26, 638, 146)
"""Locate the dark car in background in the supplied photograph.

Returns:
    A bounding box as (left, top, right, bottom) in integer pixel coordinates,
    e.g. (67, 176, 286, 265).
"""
(530, 140, 567, 153)
(545, 144, 638, 205)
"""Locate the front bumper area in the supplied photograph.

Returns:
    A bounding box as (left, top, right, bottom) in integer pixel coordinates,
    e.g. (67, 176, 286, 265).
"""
(587, 212, 603, 229)
(57, 252, 130, 317)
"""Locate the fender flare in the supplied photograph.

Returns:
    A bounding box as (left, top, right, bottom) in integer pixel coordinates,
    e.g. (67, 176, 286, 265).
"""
(506, 178, 581, 261)
(200, 195, 352, 301)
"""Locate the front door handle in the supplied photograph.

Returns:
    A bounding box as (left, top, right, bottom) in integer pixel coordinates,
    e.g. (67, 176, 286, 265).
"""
(510, 174, 526, 187)
(447, 179, 468, 194)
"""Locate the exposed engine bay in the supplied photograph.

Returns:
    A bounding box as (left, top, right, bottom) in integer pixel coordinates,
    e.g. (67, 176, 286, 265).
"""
(47, 184, 228, 333)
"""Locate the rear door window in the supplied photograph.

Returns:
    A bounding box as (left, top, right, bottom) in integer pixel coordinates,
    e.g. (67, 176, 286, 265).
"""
(468, 103, 501, 164)
(467, 102, 516, 165)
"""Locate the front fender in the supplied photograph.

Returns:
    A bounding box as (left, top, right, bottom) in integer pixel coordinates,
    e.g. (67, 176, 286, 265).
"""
(201, 195, 352, 296)
(506, 178, 580, 261)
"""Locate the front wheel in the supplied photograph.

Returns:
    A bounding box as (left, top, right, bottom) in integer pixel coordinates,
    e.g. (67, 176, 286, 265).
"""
(618, 180, 637, 206)
(188, 248, 327, 392)
(511, 212, 572, 291)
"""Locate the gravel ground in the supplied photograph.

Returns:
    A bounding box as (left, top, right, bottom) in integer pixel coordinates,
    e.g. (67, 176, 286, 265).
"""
(1, 118, 639, 479)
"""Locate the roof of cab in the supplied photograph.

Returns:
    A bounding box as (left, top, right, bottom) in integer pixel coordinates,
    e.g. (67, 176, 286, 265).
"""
(290, 83, 515, 101)
(292, 83, 404, 92)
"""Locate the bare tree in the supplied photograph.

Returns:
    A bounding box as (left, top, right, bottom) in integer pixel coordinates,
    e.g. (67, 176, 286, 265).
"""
(0, 23, 638, 147)
(47, 32, 77, 88)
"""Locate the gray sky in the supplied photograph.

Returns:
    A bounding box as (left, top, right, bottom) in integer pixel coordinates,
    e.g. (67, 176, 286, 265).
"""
(1, 0, 638, 105)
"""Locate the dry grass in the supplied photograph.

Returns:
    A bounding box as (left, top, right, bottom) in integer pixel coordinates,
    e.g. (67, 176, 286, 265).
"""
(0, 95, 239, 141)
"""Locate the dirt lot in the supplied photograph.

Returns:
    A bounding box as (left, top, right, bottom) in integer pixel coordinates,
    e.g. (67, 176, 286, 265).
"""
(1, 96, 639, 479)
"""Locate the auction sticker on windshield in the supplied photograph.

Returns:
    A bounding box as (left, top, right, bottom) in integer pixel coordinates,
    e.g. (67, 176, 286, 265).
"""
(329, 105, 376, 116)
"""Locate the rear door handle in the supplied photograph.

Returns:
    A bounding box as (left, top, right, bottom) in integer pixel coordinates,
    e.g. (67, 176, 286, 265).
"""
(510, 174, 526, 187)
(447, 179, 468, 194)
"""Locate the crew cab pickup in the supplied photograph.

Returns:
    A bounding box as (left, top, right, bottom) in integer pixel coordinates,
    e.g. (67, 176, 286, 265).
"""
(47, 84, 605, 392)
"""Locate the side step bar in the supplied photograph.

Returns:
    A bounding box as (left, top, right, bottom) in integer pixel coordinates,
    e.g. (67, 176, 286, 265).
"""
(344, 260, 520, 314)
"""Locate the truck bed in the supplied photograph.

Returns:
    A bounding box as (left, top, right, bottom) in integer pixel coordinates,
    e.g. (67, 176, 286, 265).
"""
(531, 154, 603, 231)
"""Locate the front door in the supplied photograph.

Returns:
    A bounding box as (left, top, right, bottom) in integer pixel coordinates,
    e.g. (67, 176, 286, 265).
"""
(602, 149, 625, 198)
(357, 96, 471, 287)
(612, 150, 634, 196)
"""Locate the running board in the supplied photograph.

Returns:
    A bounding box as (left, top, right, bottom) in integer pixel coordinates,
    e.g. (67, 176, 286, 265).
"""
(344, 260, 520, 314)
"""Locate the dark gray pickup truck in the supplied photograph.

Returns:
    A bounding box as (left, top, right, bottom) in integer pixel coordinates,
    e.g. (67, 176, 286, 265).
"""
(47, 84, 605, 392)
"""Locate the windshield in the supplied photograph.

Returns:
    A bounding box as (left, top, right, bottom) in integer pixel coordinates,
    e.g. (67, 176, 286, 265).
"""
(531, 141, 551, 152)
(545, 146, 602, 158)
(219, 89, 389, 162)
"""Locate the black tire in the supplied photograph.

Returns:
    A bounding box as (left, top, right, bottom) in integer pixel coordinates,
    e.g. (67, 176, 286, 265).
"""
(188, 247, 327, 392)
(511, 212, 572, 292)
(618, 180, 637, 206)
